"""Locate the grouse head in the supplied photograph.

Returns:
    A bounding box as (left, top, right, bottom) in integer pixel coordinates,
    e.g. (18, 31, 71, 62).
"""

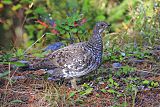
(94, 22, 110, 34)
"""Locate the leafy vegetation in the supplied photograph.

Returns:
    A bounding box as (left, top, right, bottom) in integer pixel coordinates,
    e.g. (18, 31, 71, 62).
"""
(0, 0, 160, 107)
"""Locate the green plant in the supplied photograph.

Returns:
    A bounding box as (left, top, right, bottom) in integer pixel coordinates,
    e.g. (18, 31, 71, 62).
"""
(131, 0, 160, 46)
(39, 12, 87, 44)
(0, 52, 25, 84)
(150, 81, 159, 88)
(78, 83, 93, 96)
(0, 70, 10, 78)
(0, 53, 13, 62)
(103, 45, 125, 62)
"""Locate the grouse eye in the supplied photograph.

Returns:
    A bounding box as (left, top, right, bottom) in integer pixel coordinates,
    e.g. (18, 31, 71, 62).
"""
(101, 24, 104, 27)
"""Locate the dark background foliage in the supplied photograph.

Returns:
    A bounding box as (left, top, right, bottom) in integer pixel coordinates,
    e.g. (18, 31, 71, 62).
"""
(0, 0, 150, 50)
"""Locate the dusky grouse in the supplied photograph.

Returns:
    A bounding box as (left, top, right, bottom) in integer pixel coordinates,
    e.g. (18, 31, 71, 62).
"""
(22, 22, 110, 88)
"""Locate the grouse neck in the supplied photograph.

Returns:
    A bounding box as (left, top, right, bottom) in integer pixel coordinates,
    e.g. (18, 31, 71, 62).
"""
(87, 29, 103, 51)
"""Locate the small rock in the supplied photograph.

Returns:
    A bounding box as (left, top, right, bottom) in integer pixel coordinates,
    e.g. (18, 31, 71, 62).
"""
(112, 62, 122, 68)
(12, 76, 26, 80)
(18, 60, 29, 64)
(121, 52, 126, 57)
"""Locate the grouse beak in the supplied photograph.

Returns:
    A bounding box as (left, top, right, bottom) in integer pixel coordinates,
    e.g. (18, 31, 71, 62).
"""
(107, 23, 111, 28)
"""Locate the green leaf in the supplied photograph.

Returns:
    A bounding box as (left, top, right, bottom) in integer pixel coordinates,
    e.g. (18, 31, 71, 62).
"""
(0, 71, 9, 78)
(96, 93, 100, 97)
(150, 81, 159, 87)
(2, 0, 12, 5)
(67, 0, 78, 9)
(10, 99, 23, 103)
(82, 83, 89, 88)
(68, 91, 76, 98)
(33, 53, 45, 58)
(78, 30, 83, 34)
(82, 0, 89, 12)
(71, 28, 78, 33)
(16, 49, 23, 57)
(80, 88, 93, 96)
(60, 30, 65, 34)
(96, 15, 106, 21)
(0, 62, 25, 67)
(0, 53, 13, 61)
(107, 89, 116, 94)
(64, 26, 70, 30)
(142, 80, 150, 85)
(67, 18, 74, 26)
(109, 78, 114, 84)
(55, 26, 62, 31)
(12, 62, 26, 67)
(25, 9, 33, 15)
(12, 4, 22, 11)
(113, 82, 119, 87)
(101, 88, 107, 93)
(34, 7, 46, 14)
(55, 20, 61, 26)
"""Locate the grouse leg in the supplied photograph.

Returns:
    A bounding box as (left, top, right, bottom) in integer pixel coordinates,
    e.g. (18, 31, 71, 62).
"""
(71, 77, 78, 89)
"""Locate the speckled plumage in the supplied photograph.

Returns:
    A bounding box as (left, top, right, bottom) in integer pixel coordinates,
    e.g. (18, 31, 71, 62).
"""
(27, 22, 110, 82)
